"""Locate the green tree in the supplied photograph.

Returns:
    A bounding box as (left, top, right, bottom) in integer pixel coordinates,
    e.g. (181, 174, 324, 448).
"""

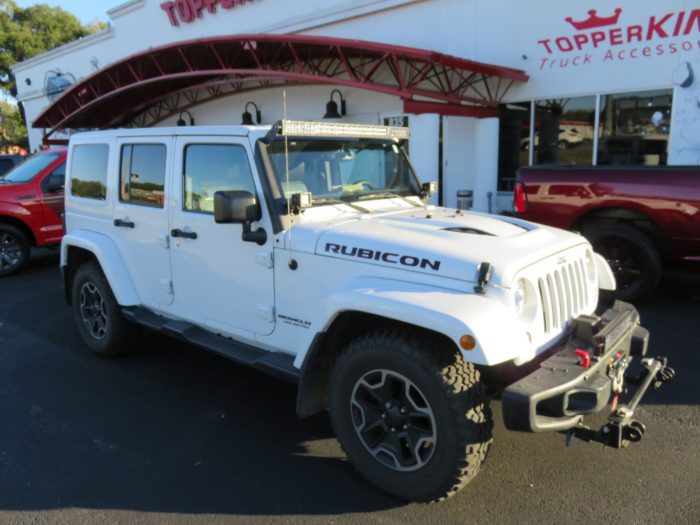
(0, 100, 28, 152)
(0, 0, 94, 95)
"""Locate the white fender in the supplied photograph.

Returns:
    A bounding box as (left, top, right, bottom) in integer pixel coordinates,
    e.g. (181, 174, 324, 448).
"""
(61, 230, 141, 306)
(315, 277, 531, 366)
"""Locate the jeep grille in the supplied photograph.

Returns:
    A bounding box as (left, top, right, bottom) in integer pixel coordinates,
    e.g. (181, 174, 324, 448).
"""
(537, 258, 590, 334)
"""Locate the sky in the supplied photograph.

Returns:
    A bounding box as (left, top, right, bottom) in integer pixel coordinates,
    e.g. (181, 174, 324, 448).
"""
(14, 0, 116, 24)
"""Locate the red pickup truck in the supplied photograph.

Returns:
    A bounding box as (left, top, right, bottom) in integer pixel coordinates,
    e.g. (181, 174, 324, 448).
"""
(514, 166, 700, 301)
(0, 148, 67, 276)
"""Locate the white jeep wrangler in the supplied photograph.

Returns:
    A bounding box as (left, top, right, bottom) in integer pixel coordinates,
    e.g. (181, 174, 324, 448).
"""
(60, 120, 673, 501)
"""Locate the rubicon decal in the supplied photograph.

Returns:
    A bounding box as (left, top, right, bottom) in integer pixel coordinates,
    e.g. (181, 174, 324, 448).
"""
(537, 7, 700, 70)
(324, 243, 441, 271)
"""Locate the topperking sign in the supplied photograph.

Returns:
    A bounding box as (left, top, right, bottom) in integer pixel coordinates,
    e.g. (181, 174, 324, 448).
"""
(160, 0, 256, 27)
(537, 7, 700, 70)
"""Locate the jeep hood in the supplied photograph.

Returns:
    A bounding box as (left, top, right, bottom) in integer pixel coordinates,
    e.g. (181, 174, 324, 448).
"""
(288, 205, 588, 287)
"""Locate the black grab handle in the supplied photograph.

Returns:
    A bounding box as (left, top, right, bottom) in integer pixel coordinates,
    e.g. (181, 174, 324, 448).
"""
(171, 228, 197, 240)
(114, 219, 135, 228)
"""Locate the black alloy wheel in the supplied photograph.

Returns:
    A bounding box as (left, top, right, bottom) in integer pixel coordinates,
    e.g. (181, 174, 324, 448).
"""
(351, 368, 437, 472)
(586, 224, 662, 302)
(72, 261, 137, 356)
(0, 225, 30, 276)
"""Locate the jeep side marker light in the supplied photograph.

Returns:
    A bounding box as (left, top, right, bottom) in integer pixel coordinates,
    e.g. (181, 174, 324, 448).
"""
(280, 120, 410, 140)
(460, 334, 476, 351)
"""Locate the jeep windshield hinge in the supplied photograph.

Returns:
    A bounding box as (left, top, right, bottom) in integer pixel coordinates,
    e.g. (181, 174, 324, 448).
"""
(474, 262, 493, 294)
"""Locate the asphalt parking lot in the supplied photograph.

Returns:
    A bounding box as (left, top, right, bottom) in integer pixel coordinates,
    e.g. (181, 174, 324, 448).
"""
(1, 249, 699, 525)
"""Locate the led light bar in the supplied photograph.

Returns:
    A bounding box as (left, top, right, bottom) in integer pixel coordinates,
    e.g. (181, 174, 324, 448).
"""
(280, 120, 410, 140)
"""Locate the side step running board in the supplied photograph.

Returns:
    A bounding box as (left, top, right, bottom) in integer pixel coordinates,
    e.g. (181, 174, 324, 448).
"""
(122, 307, 300, 384)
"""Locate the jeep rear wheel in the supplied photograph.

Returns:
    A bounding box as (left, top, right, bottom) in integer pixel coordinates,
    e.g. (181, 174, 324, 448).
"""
(329, 329, 492, 502)
(72, 261, 137, 356)
(0, 224, 30, 277)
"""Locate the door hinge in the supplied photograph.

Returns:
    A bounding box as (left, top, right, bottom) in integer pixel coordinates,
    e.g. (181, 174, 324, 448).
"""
(255, 251, 274, 269)
(157, 235, 170, 249)
(160, 279, 174, 295)
(257, 304, 275, 323)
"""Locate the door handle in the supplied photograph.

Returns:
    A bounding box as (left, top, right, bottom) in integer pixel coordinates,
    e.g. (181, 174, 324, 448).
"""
(171, 228, 197, 240)
(114, 218, 135, 228)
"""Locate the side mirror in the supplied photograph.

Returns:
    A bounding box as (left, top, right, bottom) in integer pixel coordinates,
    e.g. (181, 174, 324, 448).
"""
(214, 190, 267, 245)
(214, 190, 261, 224)
(45, 174, 65, 192)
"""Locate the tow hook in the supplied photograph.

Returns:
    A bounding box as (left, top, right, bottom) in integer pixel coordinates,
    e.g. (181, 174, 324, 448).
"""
(565, 356, 675, 448)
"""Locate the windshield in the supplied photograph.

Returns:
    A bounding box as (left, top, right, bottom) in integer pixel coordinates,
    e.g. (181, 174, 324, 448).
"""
(265, 139, 420, 204)
(0, 152, 62, 184)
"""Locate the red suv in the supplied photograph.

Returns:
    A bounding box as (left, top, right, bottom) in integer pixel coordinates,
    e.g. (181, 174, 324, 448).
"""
(0, 148, 67, 276)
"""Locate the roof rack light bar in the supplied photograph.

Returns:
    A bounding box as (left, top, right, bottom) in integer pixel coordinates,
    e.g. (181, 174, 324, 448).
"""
(280, 120, 410, 140)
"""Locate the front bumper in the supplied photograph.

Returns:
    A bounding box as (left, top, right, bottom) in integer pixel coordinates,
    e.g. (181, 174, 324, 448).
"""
(502, 301, 661, 435)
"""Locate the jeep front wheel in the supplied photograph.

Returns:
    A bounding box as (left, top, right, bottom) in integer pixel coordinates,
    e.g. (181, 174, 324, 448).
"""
(72, 261, 137, 356)
(329, 329, 492, 502)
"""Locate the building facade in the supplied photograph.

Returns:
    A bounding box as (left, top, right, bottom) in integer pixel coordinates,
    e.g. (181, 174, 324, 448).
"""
(12, 0, 698, 212)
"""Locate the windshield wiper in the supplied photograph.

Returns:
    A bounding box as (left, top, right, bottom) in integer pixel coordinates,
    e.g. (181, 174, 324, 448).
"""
(312, 198, 370, 214)
(355, 192, 422, 207)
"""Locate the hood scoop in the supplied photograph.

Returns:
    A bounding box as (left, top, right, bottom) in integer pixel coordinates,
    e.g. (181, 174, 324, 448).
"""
(442, 226, 495, 236)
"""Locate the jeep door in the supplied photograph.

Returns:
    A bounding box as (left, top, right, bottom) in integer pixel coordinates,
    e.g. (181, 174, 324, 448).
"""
(169, 137, 275, 337)
(112, 139, 174, 306)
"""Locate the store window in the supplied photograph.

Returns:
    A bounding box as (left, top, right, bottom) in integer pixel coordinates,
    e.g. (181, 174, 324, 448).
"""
(120, 144, 166, 208)
(534, 97, 596, 166)
(598, 89, 672, 166)
(497, 102, 531, 191)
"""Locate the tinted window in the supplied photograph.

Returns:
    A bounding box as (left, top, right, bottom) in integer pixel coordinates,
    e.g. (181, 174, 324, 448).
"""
(183, 144, 255, 213)
(71, 144, 109, 200)
(2, 152, 61, 183)
(120, 144, 166, 208)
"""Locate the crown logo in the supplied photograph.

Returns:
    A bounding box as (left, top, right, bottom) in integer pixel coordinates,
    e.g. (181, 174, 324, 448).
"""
(565, 8, 622, 31)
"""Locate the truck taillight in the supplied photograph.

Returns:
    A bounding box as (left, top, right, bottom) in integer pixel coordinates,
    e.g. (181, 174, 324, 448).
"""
(513, 182, 528, 214)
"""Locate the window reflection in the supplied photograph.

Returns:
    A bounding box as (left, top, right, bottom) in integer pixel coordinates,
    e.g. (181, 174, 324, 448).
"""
(533, 97, 595, 166)
(598, 89, 672, 166)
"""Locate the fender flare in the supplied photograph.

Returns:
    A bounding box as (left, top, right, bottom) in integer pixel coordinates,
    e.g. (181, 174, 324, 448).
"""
(594, 252, 616, 291)
(304, 277, 531, 368)
(61, 230, 140, 306)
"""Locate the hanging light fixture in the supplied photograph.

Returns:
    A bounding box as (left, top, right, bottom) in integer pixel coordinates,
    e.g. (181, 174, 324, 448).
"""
(177, 110, 195, 126)
(241, 101, 261, 125)
(323, 89, 346, 119)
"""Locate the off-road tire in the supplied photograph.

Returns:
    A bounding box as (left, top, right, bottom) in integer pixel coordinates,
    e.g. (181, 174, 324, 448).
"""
(0, 224, 30, 277)
(329, 329, 492, 502)
(72, 261, 137, 356)
(585, 224, 662, 302)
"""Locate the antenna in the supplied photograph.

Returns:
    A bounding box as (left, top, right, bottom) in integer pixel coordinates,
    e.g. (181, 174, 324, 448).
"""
(283, 90, 291, 214)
